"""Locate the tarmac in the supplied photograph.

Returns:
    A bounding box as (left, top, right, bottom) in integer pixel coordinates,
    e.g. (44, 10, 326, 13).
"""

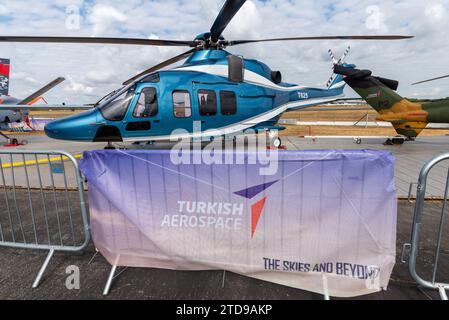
(2, 134, 449, 197)
(0, 133, 448, 300)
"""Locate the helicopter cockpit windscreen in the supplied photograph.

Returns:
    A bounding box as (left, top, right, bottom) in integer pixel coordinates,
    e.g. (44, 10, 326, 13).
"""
(99, 87, 135, 121)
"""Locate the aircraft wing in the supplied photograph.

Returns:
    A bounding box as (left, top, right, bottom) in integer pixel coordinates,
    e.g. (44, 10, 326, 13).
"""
(0, 76, 92, 111)
(17, 77, 66, 105)
(0, 104, 93, 111)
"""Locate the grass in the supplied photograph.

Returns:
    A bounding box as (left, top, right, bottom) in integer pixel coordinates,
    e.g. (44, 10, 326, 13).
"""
(279, 106, 449, 137)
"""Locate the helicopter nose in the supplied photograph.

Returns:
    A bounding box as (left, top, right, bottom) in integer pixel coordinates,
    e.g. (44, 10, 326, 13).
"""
(44, 109, 98, 141)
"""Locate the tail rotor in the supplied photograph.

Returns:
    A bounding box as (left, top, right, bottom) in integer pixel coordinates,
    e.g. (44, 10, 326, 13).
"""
(326, 46, 351, 88)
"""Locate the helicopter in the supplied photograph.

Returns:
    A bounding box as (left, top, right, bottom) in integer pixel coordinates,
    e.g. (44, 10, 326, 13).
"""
(0, 0, 412, 148)
(334, 64, 449, 144)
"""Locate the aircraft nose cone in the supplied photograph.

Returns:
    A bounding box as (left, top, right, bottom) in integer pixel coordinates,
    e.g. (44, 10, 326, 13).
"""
(44, 120, 67, 138)
(44, 110, 98, 141)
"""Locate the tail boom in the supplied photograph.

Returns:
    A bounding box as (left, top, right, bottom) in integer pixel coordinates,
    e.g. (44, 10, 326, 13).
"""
(334, 65, 432, 138)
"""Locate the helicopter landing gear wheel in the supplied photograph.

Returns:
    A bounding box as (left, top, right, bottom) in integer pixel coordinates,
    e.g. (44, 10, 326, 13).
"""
(10, 138, 19, 145)
(104, 142, 116, 150)
(383, 137, 405, 146)
(394, 140, 405, 145)
(273, 137, 282, 148)
(267, 130, 284, 150)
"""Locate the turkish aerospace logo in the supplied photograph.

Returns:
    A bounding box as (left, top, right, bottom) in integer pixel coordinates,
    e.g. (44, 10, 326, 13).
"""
(234, 180, 279, 238)
(162, 180, 280, 238)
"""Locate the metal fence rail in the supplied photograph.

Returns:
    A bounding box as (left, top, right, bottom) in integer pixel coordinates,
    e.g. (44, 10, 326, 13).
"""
(0, 150, 90, 288)
(406, 153, 449, 300)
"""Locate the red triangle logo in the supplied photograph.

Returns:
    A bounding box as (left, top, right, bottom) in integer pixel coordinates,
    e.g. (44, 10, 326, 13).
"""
(251, 197, 267, 238)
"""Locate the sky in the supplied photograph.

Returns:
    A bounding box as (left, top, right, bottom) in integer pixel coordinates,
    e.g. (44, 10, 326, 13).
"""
(0, 0, 448, 104)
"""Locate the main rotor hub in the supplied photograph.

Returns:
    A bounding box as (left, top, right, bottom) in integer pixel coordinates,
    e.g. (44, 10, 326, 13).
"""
(194, 33, 227, 50)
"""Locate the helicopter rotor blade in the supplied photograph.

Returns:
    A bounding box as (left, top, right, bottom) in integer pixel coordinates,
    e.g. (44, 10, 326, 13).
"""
(227, 35, 413, 46)
(210, 0, 247, 43)
(412, 74, 449, 85)
(0, 36, 196, 47)
(122, 48, 197, 86)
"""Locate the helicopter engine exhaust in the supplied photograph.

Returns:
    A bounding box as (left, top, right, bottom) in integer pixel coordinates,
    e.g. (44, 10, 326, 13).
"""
(271, 71, 282, 84)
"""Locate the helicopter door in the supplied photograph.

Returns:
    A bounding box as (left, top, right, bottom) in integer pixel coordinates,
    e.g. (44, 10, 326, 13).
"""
(122, 86, 159, 137)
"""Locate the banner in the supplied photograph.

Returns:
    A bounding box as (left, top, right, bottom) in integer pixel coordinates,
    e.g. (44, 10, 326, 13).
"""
(5, 118, 53, 132)
(80, 150, 397, 297)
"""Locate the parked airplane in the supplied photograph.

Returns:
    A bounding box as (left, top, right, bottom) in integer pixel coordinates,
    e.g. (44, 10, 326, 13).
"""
(0, 58, 68, 143)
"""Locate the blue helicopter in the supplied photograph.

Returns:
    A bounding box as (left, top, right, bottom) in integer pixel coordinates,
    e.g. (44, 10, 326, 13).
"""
(0, 0, 412, 147)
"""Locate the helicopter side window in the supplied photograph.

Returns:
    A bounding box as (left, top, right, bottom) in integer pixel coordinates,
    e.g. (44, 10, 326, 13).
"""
(133, 87, 158, 118)
(220, 91, 237, 115)
(198, 90, 217, 116)
(173, 91, 192, 118)
(100, 88, 135, 121)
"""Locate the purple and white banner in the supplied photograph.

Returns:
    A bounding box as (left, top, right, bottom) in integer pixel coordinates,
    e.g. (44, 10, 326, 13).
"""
(80, 150, 397, 297)
(6, 118, 52, 131)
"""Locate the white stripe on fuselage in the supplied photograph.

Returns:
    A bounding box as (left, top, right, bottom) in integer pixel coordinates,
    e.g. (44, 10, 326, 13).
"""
(175, 65, 337, 92)
(123, 95, 343, 142)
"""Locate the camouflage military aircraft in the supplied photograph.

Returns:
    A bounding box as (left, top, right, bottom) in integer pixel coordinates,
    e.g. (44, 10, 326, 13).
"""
(334, 65, 449, 144)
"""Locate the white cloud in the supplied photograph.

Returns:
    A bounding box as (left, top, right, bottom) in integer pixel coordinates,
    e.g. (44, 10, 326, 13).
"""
(11, 72, 39, 85)
(426, 3, 447, 20)
(0, 5, 10, 15)
(64, 76, 95, 95)
(431, 87, 442, 96)
(88, 4, 128, 36)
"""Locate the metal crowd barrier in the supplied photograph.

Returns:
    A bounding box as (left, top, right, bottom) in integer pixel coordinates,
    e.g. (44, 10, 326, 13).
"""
(0, 150, 90, 288)
(406, 153, 449, 300)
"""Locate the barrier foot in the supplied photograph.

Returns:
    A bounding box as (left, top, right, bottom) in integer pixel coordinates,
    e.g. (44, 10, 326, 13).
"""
(32, 248, 55, 288)
(88, 248, 99, 265)
(439, 287, 448, 300)
(103, 264, 117, 296)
